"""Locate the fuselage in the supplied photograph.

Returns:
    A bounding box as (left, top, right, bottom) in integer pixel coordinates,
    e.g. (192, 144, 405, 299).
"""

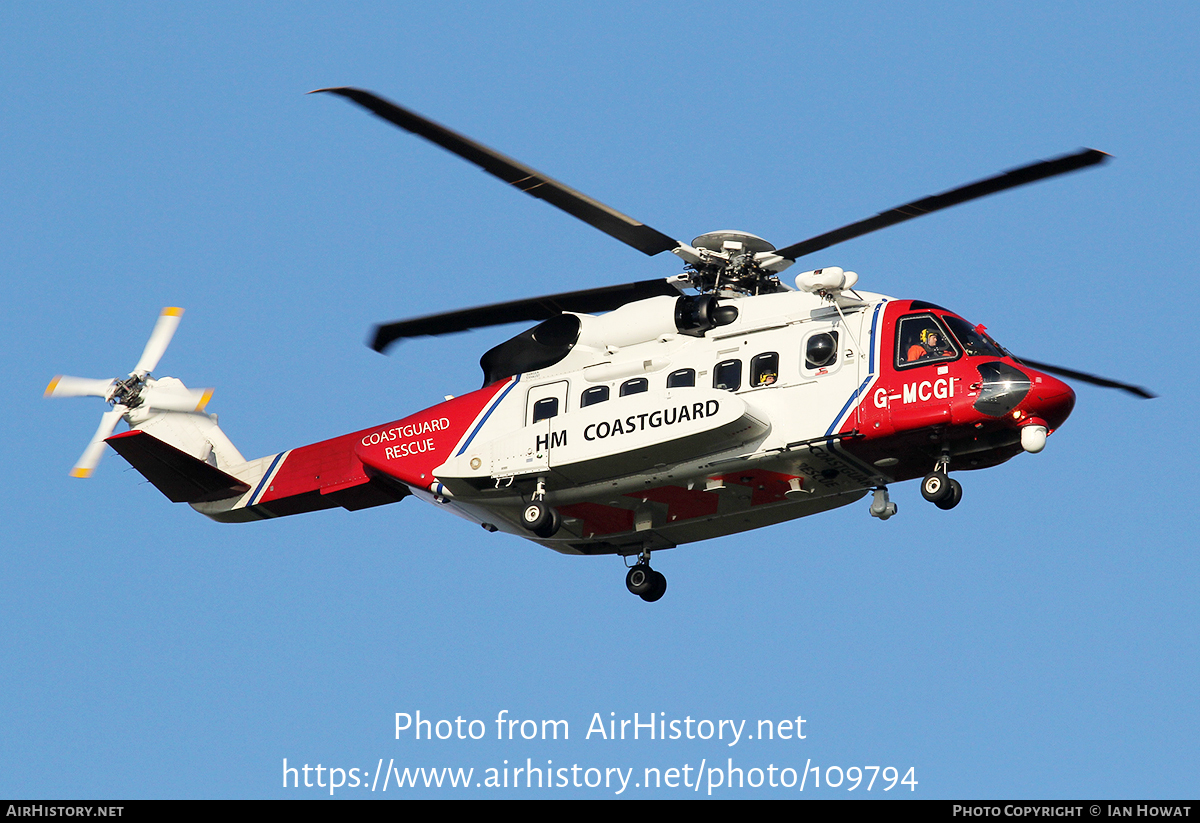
(191, 287, 1073, 558)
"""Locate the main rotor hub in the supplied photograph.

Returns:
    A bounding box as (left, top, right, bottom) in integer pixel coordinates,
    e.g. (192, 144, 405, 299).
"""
(690, 231, 776, 255)
(683, 230, 786, 297)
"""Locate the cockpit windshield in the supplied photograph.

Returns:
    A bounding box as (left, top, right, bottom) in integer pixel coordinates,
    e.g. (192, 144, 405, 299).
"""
(943, 315, 1006, 358)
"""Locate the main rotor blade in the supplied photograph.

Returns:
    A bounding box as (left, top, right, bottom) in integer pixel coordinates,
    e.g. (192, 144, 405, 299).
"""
(133, 307, 184, 377)
(312, 87, 682, 257)
(71, 407, 126, 478)
(1016, 357, 1156, 399)
(45, 375, 116, 399)
(774, 149, 1109, 261)
(372, 278, 682, 352)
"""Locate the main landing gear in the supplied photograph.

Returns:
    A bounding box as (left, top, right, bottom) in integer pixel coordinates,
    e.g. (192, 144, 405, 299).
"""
(921, 453, 962, 511)
(520, 478, 561, 538)
(625, 549, 667, 603)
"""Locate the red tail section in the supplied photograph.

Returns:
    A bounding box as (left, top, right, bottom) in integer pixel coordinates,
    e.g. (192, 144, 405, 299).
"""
(243, 379, 514, 518)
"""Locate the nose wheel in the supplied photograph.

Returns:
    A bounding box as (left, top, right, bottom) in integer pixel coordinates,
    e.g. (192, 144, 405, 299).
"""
(935, 478, 962, 510)
(921, 467, 962, 510)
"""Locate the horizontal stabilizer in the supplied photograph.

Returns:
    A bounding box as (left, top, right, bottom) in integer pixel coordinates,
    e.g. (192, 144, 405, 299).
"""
(106, 430, 251, 504)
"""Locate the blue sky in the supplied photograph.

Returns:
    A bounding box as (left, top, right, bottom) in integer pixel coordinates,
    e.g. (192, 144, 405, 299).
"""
(3, 2, 1197, 798)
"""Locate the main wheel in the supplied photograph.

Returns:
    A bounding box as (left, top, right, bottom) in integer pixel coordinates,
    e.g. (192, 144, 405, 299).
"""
(921, 471, 951, 503)
(521, 501, 551, 533)
(626, 564, 654, 596)
(639, 570, 667, 602)
(532, 507, 561, 538)
(935, 478, 962, 510)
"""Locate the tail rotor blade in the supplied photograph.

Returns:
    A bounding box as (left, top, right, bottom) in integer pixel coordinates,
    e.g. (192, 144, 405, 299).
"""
(133, 307, 184, 377)
(70, 407, 126, 478)
(45, 375, 116, 399)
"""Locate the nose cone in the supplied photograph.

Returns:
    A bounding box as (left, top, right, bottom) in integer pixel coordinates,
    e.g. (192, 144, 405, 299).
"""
(1026, 370, 1076, 430)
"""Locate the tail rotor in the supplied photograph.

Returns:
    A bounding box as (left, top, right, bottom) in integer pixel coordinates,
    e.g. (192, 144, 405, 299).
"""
(46, 307, 214, 477)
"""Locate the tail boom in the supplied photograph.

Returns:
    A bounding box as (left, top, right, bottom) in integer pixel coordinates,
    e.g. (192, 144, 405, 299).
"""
(109, 379, 515, 523)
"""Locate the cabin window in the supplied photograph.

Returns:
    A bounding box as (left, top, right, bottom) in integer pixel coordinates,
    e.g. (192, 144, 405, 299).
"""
(531, 397, 559, 423)
(750, 352, 780, 387)
(713, 359, 742, 392)
(525, 380, 569, 427)
(805, 332, 839, 370)
(581, 386, 609, 407)
(896, 314, 958, 368)
(667, 368, 696, 388)
(620, 377, 649, 396)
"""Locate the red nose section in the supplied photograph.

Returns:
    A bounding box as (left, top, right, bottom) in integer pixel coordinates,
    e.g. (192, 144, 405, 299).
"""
(1026, 371, 1075, 430)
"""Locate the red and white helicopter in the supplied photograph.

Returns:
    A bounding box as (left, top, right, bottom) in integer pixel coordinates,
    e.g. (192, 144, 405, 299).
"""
(47, 88, 1153, 602)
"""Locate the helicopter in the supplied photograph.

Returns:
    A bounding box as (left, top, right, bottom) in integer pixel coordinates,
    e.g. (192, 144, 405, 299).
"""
(47, 88, 1154, 602)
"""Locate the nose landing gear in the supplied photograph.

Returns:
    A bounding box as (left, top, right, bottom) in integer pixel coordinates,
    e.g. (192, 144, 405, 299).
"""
(921, 472, 963, 509)
(921, 453, 962, 510)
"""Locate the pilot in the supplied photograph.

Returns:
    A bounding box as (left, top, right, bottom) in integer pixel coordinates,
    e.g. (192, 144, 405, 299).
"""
(907, 328, 951, 362)
(758, 370, 778, 386)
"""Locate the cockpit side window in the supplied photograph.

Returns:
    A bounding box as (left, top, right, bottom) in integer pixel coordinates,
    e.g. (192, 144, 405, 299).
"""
(896, 314, 959, 368)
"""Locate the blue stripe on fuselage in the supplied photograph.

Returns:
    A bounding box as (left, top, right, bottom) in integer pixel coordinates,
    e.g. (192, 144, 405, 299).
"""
(249, 451, 286, 505)
(455, 375, 521, 456)
(825, 300, 884, 437)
